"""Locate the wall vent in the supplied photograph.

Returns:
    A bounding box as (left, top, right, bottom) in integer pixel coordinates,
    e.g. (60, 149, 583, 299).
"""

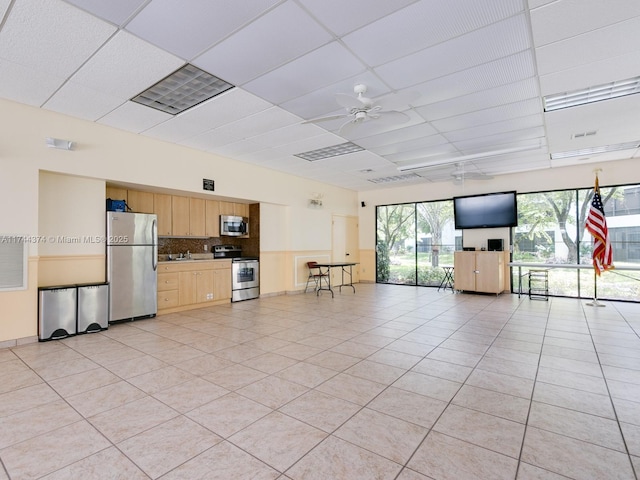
(0, 236, 27, 291)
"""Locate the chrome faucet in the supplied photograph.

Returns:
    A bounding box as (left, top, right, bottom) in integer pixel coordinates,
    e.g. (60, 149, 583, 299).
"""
(186, 250, 191, 259)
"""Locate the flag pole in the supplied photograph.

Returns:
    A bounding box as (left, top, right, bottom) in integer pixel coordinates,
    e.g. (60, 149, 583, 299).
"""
(586, 268, 605, 307)
(586, 168, 608, 307)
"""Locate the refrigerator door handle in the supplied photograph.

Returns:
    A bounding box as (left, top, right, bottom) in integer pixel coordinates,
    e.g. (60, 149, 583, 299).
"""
(152, 219, 158, 271)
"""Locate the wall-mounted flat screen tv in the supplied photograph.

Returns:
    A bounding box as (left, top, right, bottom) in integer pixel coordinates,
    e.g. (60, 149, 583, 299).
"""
(454, 191, 518, 229)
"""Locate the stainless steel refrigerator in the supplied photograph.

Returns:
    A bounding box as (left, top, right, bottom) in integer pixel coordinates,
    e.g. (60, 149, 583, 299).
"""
(106, 212, 157, 322)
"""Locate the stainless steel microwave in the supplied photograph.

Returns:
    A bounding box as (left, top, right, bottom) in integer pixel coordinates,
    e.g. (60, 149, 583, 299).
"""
(220, 215, 248, 237)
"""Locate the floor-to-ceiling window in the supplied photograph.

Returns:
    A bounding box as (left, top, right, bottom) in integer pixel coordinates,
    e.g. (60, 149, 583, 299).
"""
(377, 183, 640, 301)
(513, 184, 640, 301)
(376, 200, 459, 287)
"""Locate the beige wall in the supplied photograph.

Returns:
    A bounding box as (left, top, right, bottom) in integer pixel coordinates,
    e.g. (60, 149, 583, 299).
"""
(0, 98, 358, 343)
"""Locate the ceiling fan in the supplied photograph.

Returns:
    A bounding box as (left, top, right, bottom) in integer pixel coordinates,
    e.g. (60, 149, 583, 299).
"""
(304, 84, 418, 135)
(450, 163, 493, 184)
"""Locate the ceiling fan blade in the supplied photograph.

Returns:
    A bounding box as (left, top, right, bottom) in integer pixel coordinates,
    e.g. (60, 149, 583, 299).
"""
(338, 119, 358, 135)
(302, 113, 349, 124)
(335, 93, 360, 109)
(374, 90, 420, 110)
(370, 110, 410, 126)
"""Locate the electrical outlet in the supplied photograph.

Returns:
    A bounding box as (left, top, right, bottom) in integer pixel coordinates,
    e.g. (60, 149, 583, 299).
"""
(204, 244, 208, 251)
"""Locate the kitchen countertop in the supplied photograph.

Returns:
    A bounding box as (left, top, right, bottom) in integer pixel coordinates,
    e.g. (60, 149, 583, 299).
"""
(158, 253, 226, 263)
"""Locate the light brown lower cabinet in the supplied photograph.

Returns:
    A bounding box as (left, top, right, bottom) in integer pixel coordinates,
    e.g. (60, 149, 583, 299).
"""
(454, 251, 509, 294)
(157, 260, 232, 313)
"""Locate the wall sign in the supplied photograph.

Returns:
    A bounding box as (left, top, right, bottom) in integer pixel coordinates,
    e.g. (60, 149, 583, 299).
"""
(203, 179, 215, 191)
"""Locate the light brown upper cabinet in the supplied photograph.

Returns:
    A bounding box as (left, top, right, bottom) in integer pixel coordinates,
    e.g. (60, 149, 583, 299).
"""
(205, 200, 220, 237)
(126, 190, 154, 214)
(154, 193, 172, 236)
(106, 186, 127, 203)
(171, 195, 190, 237)
(189, 197, 206, 237)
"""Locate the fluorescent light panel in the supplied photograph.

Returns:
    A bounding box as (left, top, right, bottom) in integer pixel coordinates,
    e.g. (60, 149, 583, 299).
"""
(397, 144, 540, 172)
(544, 76, 640, 112)
(294, 142, 364, 161)
(131, 64, 234, 115)
(550, 141, 640, 160)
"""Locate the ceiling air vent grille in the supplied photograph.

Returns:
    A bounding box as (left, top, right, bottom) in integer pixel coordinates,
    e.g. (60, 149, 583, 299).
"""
(131, 64, 234, 115)
(294, 142, 364, 161)
(368, 173, 421, 184)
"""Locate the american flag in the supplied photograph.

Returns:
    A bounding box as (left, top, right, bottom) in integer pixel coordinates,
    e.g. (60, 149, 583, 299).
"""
(585, 176, 613, 275)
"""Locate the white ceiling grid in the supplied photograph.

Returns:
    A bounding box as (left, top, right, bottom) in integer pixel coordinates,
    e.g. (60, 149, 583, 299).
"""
(0, 0, 638, 190)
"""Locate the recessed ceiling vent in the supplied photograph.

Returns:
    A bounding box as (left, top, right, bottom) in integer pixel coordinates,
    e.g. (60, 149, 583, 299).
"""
(131, 64, 234, 115)
(571, 130, 597, 139)
(294, 142, 364, 161)
(368, 173, 421, 184)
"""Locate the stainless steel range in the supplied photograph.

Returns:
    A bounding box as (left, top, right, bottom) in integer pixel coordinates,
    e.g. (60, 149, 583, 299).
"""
(213, 245, 259, 302)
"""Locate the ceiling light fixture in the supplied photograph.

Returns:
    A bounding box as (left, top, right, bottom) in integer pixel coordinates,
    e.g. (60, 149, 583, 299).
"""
(131, 64, 234, 115)
(543, 76, 640, 112)
(550, 141, 640, 160)
(294, 142, 364, 161)
(397, 144, 541, 172)
(45, 137, 75, 150)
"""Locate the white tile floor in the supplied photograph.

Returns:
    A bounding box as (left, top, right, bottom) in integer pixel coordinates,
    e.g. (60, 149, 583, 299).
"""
(1, 284, 640, 479)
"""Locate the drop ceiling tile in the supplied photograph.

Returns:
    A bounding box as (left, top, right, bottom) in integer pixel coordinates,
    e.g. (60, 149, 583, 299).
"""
(432, 98, 541, 132)
(63, 0, 147, 25)
(538, 50, 640, 96)
(69, 30, 184, 99)
(0, 0, 10, 17)
(418, 78, 539, 121)
(544, 95, 640, 152)
(528, 0, 555, 8)
(452, 127, 546, 153)
(368, 134, 451, 157)
(44, 82, 125, 121)
(179, 107, 299, 150)
(355, 123, 441, 149)
(207, 139, 266, 158)
(0, 59, 66, 106)
(179, 130, 243, 152)
(248, 123, 329, 149)
(298, 0, 417, 36)
(98, 101, 173, 133)
(242, 42, 367, 104)
(143, 89, 273, 142)
(375, 14, 531, 90)
(444, 114, 544, 143)
(343, 0, 524, 66)
(409, 51, 536, 105)
(273, 132, 345, 156)
(125, 0, 281, 59)
(193, 2, 331, 86)
(218, 107, 301, 140)
(236, 148, 292, 165)
(535, 16, 640, 76)
(384, 144, 459, 164)
(0, 0, 116, 78)
(309, 150, 392, 172)
(529, 0, 640, 47)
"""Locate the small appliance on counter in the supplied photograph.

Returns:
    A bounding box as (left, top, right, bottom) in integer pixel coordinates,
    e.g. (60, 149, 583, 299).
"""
(213, 245, 259, 302)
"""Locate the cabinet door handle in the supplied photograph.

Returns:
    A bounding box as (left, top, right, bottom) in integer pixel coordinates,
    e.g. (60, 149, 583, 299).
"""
(474, 270, 480, 274)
